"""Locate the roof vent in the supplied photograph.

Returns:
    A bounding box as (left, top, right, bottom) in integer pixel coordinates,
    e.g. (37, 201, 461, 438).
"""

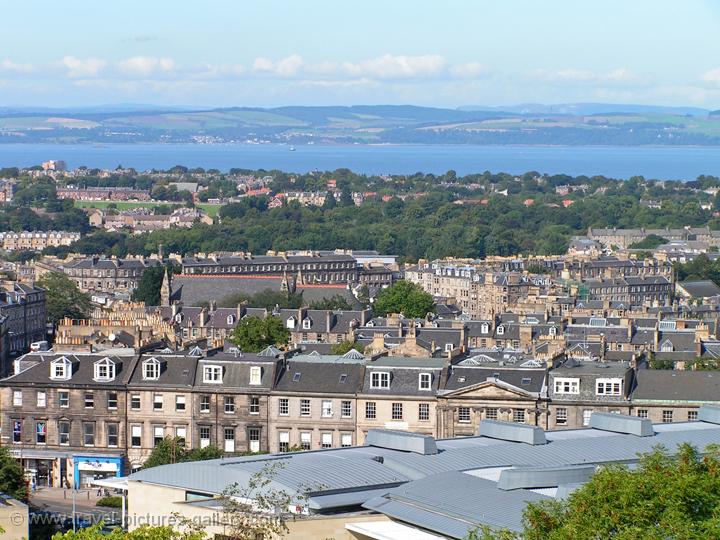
(478, 420, 547, 445)
(589, 412, 653, 437)
(497, 465, 596, 491)
(365, 429, 438, 455)
(698, 405, 720, 425)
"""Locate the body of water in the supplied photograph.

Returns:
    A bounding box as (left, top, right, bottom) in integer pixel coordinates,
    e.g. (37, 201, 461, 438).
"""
(1, 143, 720, 179)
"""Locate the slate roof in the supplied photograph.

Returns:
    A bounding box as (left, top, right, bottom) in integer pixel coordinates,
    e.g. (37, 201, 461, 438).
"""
(273, 361, 364, 395)
(126, 354, 199, 388)
(442, 366, 546, 395)
(678, 280, 720, 299)
(170, 276, 286, 306)
(194, 353, 280, 391)
(361, 358, 445, 397)
(632, 370, 720, 402)
(2, 352, 129, 388)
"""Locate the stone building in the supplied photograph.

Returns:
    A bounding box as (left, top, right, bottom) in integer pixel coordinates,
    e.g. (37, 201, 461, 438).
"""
(0, 282, 46, 364)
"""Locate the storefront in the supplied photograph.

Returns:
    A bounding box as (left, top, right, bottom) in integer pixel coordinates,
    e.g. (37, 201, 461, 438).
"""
(73, 455, 124, 489)
(8, 449, 70, 489)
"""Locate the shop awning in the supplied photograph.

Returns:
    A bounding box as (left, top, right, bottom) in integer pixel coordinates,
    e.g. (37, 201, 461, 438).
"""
(90, 477, 128, 492)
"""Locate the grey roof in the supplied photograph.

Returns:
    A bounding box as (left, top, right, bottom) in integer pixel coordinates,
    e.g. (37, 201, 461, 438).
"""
(194, 354, 280, 391)
(678, 280, 720, 298)
(362, 358, 445, 396)
(127, 354, 198, 388)
(443, 366, 546, 395)
(171, 276, 286, 306)
(632, 370, 720, 403)
(273, 361, 364, 395)
(2, 352, 128, 388)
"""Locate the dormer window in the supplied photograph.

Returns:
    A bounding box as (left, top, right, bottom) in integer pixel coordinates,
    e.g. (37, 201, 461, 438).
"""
(481, 323, 489, 334)
(419, 372, 432, 390)
(50, 357, 72, 380)
(142, 358, 161, 380)
(549, 326, 557, 337)
(286, 317, 296, 329)
(174, 313, 183, 323)
(249, 366, 262, 385)
(203, 365, 223, 384)
(370, 371, 390, 389)
(227, 314, 236, 325)
(302, 318, 312, 330)
(94, 357, 116, 382)
(497, 325, 505, 335)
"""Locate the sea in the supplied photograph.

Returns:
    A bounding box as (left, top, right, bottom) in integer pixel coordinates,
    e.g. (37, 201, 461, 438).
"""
(1, 143, 720, 180)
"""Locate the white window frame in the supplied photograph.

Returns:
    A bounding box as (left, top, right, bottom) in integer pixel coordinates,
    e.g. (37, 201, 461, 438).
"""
(175, 395, 186, 411)
(93, 358, 116, 382)
(249, 366, 262, 385)
(203, 365, 223, 384)
(370, 371, 390, 389)
(12, 390, 22, 407)
(36, 391, 46, 408)
(554, 377, 580, 395)
(322, 400, 333, 418)
(458, 407, 471, 423)
(50, 357, 72, 380)
(418, 372, 432, 391)
(143, 358, 161, 380)
(596, 378, 623, 396)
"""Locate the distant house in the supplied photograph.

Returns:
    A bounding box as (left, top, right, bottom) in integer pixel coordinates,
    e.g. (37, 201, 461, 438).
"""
(676, 280, 720, 304)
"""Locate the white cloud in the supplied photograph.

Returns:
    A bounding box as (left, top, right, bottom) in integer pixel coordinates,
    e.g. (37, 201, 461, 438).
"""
(60, 56, 107, 78)
(344, 54, 447, 79)
(252, 54, 304, 77)
(533, 67, 638, 83)
(117, 56, 175, 76)
(0, 60, 34, 73)
(701, 68, 720, 83)
(448, 61, 488, 79)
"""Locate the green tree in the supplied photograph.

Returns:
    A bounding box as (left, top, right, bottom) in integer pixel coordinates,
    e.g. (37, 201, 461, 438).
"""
(330, 341, 365, 355)
(37, 272, 91, 325)
(629, 234, 668, 249)
(229, 316, 290, 352)
(373, 280, 435, 318)
(142, 437, 223, 469)
(0, 446, 27, 501)
(132, 264, 178, 306)
(309, 294, 353, 310)
(473, 444, 720, 539)
(52, 519, 206, 540)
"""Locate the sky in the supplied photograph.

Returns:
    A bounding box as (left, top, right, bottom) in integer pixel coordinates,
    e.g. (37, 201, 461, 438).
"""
(1, 0, 720, 109)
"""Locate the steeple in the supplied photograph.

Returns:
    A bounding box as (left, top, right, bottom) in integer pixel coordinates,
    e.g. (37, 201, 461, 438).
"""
(160, 267, 171, 307)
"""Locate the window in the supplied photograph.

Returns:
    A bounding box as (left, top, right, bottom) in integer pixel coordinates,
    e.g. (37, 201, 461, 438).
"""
(107, 392, 118, 410)
(292, 372, 301, 382)
(59, 391, 69, 408)
(131, 426, 142, 448)
(370, 371, 390, 389)
(341, 400, 352, 418)
(131, 394, 141, 410)
(107, 423, 119, 447)
(637, 409, 649, 419)
(59, 421, 70, 445)
(94, 358, 116, 381)
(203, 365, 222, 384)
(662, 410, 673, 423)
(249, 366, 262, 385)
(321, 432, 332, 449)
(143, 359, 160, 380)
(153, 394, 163, 411)
(199, 426, 211, 448)
(484, 407, 498, 421)
(13, 390, 22, 407)
(224, 428, 235, 452)
(300, 432, 311, 450)
(250, 397, 260, 415)
(200, 395, 210, 413)
(279, 431, 290, 452)
(688, 410, 698, 422)
(50, 357, 71, 380)
(596, 378, 623, 396)
(150, 426, 163, 446)
(176, 395, 186, 412)
(84, 392, 94, 409)
(37, 391, 46, 408)
(302, 318, 311, 330)
(322, 400, 333, 418)
(497, 325, 505, 335)
(341, 433, 352, 447)
(513, 409, 526, 424)
(391, 402, 403, 420)
(366, 401, 377, 419)
(224, 396, 235, 414)
(419, 373, 432, 391)
(300, 399, 311, 417)
(458, 407, 471, 423)
(419, 403, 430, 421)
(556, 408, 568, 425)
(36, 422, 47, 444)
(554, 378, 580, 395)
(83, 422, 95, 446)
(12, 420, 21, 443)
(176, 427, 187, 444)
(279, 398, 289, 416)
(248, 428, 260, 453)
(582, 410, 593, 426)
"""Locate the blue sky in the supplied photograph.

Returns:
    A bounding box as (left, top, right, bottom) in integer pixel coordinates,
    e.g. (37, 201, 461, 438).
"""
(2, 0, 720, 108)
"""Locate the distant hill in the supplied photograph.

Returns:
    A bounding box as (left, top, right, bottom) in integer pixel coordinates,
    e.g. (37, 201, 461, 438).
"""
(1, 103, 719, 146)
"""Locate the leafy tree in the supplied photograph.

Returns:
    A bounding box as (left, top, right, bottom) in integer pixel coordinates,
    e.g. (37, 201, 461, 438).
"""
(132, 264, 179, 306)
(330, 341, 365, 355)
(229, 316, 290, 352)
(52, 519, 206, 540)
(629, 234, 668, 249)
(142, 437, 223, 469)
(373, 280, 435, 318)
(37, 272, 92, 325)
(0, 446, 27, 501)
(309, 294, 353, 310)
(472, 444, 720, 539)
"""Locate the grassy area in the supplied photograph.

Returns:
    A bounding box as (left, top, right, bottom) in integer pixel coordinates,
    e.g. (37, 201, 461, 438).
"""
(74, 200, 222, 217)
